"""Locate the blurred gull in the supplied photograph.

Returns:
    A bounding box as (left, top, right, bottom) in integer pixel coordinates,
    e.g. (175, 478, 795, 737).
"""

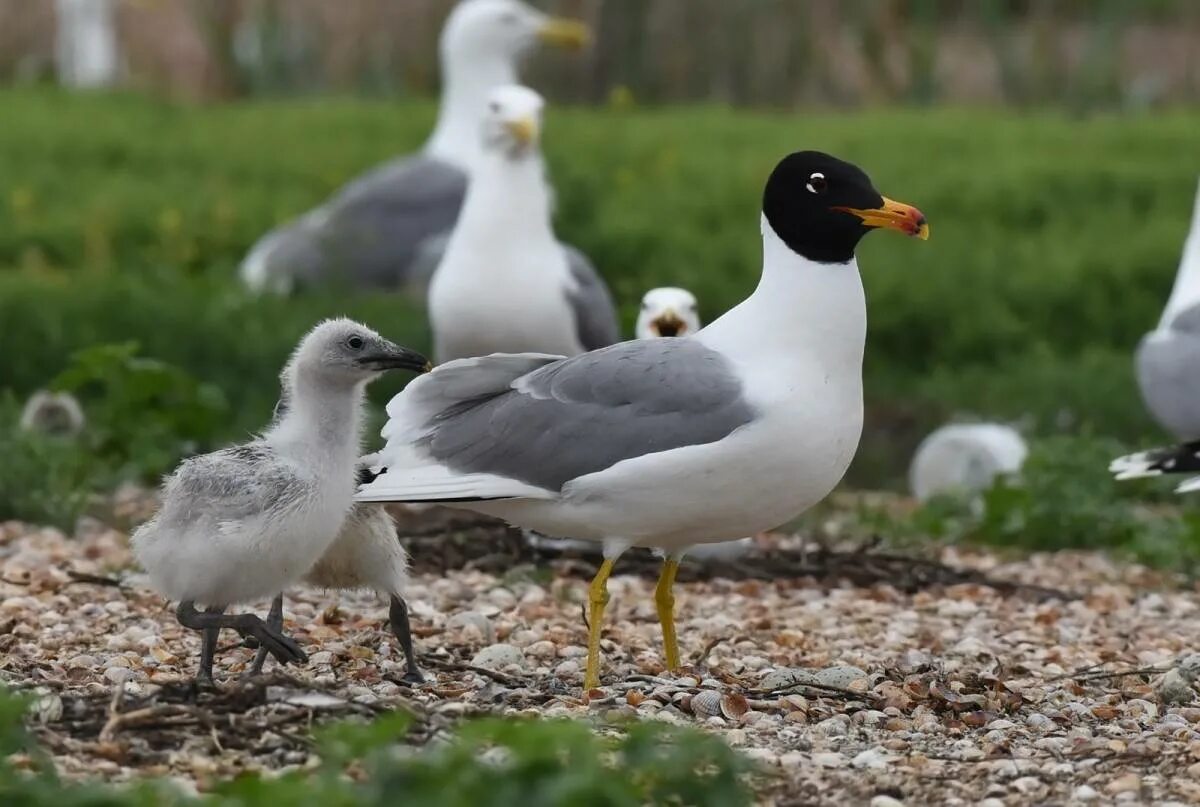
(1136, 177, 1200, 440)
(908, 423, 1027, 503)
(19, 391, 85, 438)
(635, 287, 702, 339)
(54, 0, 119, 90)
(428, 85, 617, 363)
(358, 151, 929, 688)
(239, 0, 588, 295)
(132, 319, 428, 685)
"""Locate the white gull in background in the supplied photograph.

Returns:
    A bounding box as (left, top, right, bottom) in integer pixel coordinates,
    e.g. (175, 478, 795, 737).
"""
(132, 320, 428, 684)
(428, 84, 618, 363)
(1136, 177, 1200, 440)
(55, 0, 120, 90)
(908, 422, 1027, 503)
(635, 287, 702, 339)
(358, 151, 929, 688)
(239, 0, 588, 295)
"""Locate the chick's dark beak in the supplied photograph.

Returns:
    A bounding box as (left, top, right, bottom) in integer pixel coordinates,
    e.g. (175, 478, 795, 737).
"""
(652, 312, 687, 338)
(357, 344, 432, 373)
(834, 197, 929, 240)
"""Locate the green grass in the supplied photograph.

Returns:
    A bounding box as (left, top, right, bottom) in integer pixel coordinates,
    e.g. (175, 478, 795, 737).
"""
(2, 89, 1199, 496)
(0, 688, 754, 806)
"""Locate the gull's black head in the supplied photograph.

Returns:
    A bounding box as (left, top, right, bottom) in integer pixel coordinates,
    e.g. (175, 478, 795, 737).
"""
(763, 151, 929, 264)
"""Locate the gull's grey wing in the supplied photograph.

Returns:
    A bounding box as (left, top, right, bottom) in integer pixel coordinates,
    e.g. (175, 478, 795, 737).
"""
(419, 338, 756, 491)
(155, 444, 302, 527)
(240, 154, 466, 293)
(1168, 302, 1200, 335)
(562, 244, 620, 350)
(1136, 326, 1200, 441)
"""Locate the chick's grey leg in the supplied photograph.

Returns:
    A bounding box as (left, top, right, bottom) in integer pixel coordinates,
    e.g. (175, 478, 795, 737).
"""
(248, 594, 285, 676)
(177, 600, 305, 672)
(389, 595, 424, 684)
(194, 603, 226, 686)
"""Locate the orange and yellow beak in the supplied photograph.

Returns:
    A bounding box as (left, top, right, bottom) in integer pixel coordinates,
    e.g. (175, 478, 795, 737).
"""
(504, 116, 539, 146)
(834, 197, 929, 240)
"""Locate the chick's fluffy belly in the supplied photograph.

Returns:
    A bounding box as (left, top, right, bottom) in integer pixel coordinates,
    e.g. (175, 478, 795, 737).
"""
(136, 481, 352, 605)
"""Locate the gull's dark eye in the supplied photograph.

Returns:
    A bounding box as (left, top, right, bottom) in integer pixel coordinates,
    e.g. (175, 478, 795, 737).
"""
(347, 335, 365, 351)
(489, 101, 501, 113)
(806, 173, 827, 194)
(499, 11, 519, 24)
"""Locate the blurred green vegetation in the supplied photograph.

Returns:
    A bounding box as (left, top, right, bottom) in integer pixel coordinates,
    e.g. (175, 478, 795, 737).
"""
(863, 435, 1200, 571)
(0, 687, 753, 806)
(1, 88, 1199, 501)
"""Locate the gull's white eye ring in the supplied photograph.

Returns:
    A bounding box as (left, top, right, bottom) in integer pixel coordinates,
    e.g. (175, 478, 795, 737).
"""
(806, 172, 827, 194)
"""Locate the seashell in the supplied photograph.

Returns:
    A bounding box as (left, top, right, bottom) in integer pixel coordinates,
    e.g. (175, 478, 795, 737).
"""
(720, 693, 749, 720)
(689, 689, 722, 718)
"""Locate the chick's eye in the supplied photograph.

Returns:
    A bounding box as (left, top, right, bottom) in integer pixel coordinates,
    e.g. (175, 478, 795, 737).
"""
(347, 335, 365, 350)
(806, 173, 827, 194)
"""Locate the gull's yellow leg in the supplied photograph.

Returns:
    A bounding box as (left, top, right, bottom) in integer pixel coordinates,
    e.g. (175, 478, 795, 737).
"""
(654, 556, 682, 671)
(584, 557, 617, 690)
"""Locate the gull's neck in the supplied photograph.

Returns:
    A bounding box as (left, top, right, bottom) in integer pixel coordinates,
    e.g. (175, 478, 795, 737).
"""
(698, 215, 867, 374)
(445, 150, 556, 272)
(424, 53, 518, 170)
(1159, 178, 1200, 329)
(266, 372, 365, 471)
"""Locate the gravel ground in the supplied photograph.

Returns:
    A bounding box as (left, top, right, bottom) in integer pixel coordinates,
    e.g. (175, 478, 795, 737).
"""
(3, 511, 1200, 806)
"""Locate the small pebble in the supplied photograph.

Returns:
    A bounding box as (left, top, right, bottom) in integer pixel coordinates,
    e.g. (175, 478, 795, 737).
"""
(470, 643, 527, 671)
(811, 752, 844, 768)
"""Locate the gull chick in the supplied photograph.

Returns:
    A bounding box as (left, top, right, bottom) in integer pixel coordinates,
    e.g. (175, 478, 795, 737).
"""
(246, 399, 425, 684)
(132, 319, 428, 684)
(360, 152, 928, 689)
(635, 287, 702, 339)
(428, 84, 618, 363)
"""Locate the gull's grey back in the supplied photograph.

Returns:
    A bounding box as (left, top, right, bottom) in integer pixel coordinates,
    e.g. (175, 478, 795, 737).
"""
(420, 338, 756, 491)
(247, 154, 467, 292)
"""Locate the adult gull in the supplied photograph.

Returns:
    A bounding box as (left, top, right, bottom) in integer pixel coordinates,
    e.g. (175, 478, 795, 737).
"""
(357, 151, 929, 688)
(636, 286, 755, 561)
(132, 319, 428, 684)
(428, 85, 618, 363)
(1135, 177, 1200, 439)
(635, 287, 702, 339)
(239, 0, 588, 295)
